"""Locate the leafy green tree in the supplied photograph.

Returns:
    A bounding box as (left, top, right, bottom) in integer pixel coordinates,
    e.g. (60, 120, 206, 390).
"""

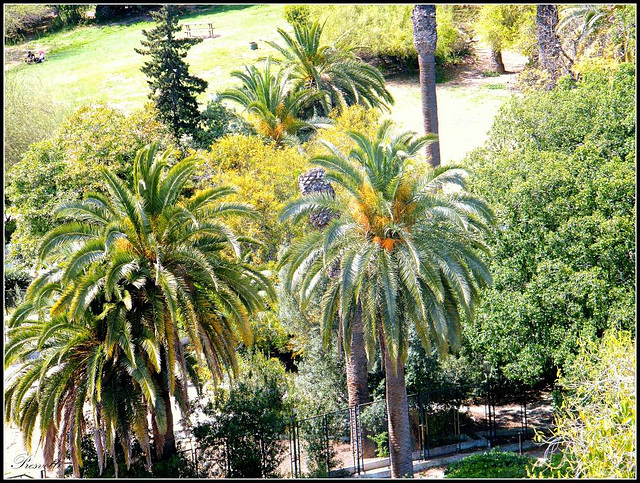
(220, 59, 323, 145)
(530, 330, 635, 478)
(474, 5, 536, 73)
(5, 144, 274, 476)
(135, 5, 208, 140)
(464, 63, 635, 387)
(266, 20, 394, 117)
(280, 122, 493, 477)
(5, 104, 170, 269)
(192, 353, 290, 478)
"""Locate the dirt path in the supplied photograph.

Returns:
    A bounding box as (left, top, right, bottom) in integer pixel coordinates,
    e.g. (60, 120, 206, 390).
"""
(386, 45, 528, 165)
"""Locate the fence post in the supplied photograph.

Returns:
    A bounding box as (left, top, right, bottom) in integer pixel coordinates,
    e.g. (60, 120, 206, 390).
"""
(324, 414, 330, 476)
(518, 430, 523, 455)
(354, 406, 361, 475)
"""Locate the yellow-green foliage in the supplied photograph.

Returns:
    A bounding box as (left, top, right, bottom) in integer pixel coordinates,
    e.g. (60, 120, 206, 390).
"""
(474, 5, 536, 54)
(306, 105, 381, 158)
(306, 5, 472, 63)
(531, 330, 636, 478)
(197, 135, 309, 265)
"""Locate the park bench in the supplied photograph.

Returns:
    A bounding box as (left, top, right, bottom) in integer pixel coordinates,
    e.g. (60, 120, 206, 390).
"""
(182, 22, 216, 39)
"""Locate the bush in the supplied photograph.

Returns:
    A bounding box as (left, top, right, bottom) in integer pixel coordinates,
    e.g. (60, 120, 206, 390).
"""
(445, 449, 536, 478)
(530, 331, 636, 478)
(283, 5, 310, 27)
(4, 71, 74, 171)
(306, 5, 474, 66)
(192, 353, 290, 478)
(3, 266, 32, 312)
(191, 97, 254, 149)
(5, 103, 170, 269)
(195, 134, 308, 264)
(4, 4, 54, 43)
(464, 62, 635, 387)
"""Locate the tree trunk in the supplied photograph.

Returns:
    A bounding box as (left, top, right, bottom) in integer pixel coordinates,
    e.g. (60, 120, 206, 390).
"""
(151, 372, 177, 460)
(345, 304, 376, 458)
(412, 5, 441, 168)
(489, 48, 506, 74)
(381, 335, 413, 478)
(536, 5, 562, 87)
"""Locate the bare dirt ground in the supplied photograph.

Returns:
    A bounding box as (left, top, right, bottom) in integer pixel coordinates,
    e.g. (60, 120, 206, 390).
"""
(385, 46, 528, 165)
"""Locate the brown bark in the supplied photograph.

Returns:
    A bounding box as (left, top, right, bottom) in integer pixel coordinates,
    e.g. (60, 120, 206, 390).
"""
(381, 334, 414, 478)
(490, 48, 506, 74)
(536, 5, 563, 87)
(151, 371, 177, 460)
(344, 304, 376, 458)
(412, 4, 441, 168)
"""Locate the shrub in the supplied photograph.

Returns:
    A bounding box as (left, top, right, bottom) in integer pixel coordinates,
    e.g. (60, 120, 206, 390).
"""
(196, 134, 308, 264)
(192, 97, 255, 149)
(5, 103, 170, 268)
(192, 353, 290, 478)
(3, 266, 32, 312)
(464, 63, 636, 387)
(283, 4, 310, 27)
(445, 449, 536, 478)
(4, 71, 74, 171)
(530, 331, 636, 478)
(306, 5, 474, 66)
(4, 4, 54, 43)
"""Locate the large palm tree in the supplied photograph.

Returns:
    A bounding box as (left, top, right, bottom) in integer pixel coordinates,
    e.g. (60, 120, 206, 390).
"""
(266, 20, 394, 118)
(4, 143, 274, 476)
(280, 122, 493, 477)
(219, 59, 324, 145)
(412, 5, 441, 167)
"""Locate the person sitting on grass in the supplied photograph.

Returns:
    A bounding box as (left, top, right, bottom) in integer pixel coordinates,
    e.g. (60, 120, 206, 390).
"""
(37, 50, 45, 62)
(25, 51, 35, 64)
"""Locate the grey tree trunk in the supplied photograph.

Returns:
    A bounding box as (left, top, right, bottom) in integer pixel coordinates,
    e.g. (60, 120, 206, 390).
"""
(382, 336, 414, 478)
(536, 5, 562, 87)
(490, 48, 506, 74)
(412, 4, 441, 168)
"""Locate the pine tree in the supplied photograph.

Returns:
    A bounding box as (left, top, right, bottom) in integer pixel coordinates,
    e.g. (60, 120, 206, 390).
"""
(135, 5, 207, 140)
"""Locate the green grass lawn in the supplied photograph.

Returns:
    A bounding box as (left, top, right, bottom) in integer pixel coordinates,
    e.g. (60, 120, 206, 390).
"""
(6, 5, 290, 111)
(5, 4, 514, 165)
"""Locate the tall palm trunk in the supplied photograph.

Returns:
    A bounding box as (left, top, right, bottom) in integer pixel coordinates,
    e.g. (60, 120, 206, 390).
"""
(490, 48, 506, 74)
(381, 334, 414, 478)
(536, 5, 562, 87)
(151, 363, 177, 460)
(345, 304, 375, 457)
(412, 4, 441, 168)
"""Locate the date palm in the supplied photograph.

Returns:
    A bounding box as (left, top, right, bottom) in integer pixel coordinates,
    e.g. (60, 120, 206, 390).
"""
(266, 20, 394, 117)
(220, 59, 324, 145)
(4, 143, 274, 476)
(280, 122, 493, 477)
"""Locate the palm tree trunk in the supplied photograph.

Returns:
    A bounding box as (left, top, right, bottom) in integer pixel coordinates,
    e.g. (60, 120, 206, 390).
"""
(381, 334, 413, 478)
(536, 5, 562, 87)
(489, 48, 506, 74)
(345, 304, 376, 457)
(151, 371, 177, 460)
(412, 4, 441, 168)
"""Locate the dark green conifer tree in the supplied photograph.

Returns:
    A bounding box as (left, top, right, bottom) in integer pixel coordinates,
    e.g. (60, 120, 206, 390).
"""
(135, 5, 207, 140)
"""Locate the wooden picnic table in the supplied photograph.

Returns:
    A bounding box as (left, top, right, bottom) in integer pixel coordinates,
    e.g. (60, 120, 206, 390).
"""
(182, 22, 216, 38)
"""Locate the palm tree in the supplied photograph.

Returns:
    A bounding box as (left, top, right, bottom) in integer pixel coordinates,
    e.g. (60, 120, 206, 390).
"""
(411, 5, 441, 167)
(280, 122, 493, 477)
(266, 20, 394, 118)
(4, 143, 274, 476)
(536, 5, 564, 85)
(219, 59, 324, 145)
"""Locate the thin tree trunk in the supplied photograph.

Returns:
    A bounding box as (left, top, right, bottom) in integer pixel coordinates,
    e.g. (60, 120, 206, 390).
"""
(345, 304, 375, 457)
(381, 334, 413, 478)
(489, 48, 506, 74)
(412, 5, 441, 168)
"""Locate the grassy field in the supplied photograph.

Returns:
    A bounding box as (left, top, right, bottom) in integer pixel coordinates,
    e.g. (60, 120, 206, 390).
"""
(5, 4, 518, 164)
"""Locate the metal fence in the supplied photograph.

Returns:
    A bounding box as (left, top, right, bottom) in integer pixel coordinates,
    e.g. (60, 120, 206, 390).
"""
(286, 383, 533, 477)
